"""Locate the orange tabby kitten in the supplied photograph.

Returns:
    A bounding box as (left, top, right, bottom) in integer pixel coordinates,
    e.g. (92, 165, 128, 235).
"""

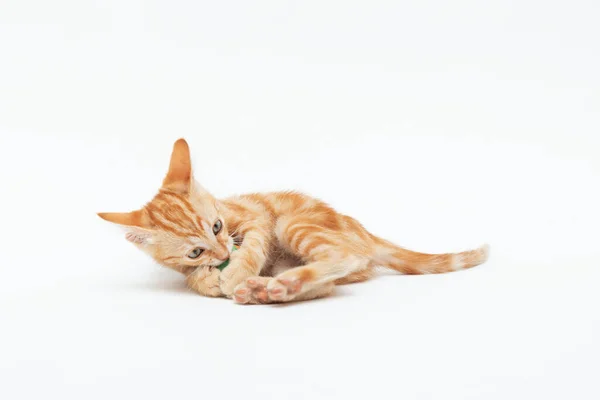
(98, 139, 489, 304)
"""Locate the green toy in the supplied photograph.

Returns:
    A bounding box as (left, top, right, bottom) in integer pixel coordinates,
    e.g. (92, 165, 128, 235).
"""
(217, 245, 239, 271)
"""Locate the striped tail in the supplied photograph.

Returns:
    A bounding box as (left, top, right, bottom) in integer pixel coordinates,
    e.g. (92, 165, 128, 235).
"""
(372, 237, 490, 274)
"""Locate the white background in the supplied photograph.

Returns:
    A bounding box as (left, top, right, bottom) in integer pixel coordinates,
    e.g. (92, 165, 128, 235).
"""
(1, 1, 599, 399)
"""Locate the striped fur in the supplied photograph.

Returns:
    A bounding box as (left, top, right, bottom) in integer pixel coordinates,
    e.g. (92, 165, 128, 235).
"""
(98, 139, 490, 304)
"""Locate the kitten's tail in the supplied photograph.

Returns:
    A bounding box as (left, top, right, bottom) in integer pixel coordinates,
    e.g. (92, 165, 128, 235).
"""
(371, 237, 490, 274)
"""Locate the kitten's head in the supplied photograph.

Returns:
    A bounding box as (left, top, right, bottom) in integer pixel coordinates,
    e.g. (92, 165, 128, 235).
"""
(98, 139, 233, 273)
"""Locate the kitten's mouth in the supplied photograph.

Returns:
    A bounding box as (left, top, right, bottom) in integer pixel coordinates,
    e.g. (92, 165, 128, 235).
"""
(216, 245, 238, 271)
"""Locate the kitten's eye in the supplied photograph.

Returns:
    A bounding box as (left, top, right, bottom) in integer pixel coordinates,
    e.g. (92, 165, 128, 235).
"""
(187, 247, 204, 259)
(212, 219, 223, 235)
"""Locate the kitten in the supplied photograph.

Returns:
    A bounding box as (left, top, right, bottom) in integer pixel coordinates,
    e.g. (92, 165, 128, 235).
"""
(98, 139, 489, 304)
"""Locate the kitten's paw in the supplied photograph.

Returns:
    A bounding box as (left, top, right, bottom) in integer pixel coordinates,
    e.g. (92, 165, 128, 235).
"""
(219, 263, 254, 297)
(266, 277, 303, 302)
(186, 267, 223, 297)
(233, 277, 271, 304)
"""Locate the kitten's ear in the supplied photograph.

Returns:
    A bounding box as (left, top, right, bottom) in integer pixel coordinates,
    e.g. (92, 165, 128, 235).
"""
(162, 138, 192, 193)
(97, 210, 148, 227)
(97, 210, 155, 245)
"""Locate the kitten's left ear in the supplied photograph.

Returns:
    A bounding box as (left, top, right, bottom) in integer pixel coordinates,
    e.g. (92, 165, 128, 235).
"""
(162, 138, 192, 193)
(97, 210, 155, 245)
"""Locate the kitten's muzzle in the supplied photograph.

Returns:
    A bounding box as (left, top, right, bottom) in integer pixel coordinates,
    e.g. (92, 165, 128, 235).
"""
(214, 247, 230, 262)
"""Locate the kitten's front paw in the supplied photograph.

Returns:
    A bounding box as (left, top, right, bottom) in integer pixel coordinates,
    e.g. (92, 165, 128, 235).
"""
(219, 262, 254, 298)
(186, 267, 223, 297)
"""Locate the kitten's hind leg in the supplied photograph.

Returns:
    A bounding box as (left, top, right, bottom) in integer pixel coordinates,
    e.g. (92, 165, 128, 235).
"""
(266, 258, 369, 302)
(233, 276, 334, 304)
(264, 214, 374, 302)
(335, 268, 376, 285)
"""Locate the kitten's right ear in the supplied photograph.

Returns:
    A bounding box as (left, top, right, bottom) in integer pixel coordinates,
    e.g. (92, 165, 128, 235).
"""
(97, 210, 154, 244)
(162, 138, 192, 193)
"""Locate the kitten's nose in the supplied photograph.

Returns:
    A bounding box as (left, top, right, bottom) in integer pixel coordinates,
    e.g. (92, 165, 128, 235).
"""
(214, 247, 230, 261)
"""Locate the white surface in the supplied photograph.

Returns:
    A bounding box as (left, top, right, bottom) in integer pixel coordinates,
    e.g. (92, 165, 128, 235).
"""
(1, 1, 599, 399)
